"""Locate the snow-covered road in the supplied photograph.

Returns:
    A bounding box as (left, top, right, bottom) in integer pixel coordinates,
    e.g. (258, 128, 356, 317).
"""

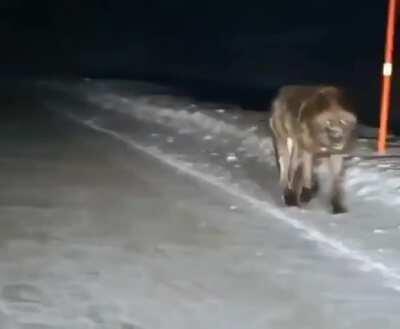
(0, 79, 400, 328)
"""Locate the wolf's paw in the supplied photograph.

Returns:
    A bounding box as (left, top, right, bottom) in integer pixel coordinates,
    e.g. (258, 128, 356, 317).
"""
(311, 179, 319, 197)
(283, 188, 299, 207)
(299, 187, 313, 204)
(331, 199, 347, 214)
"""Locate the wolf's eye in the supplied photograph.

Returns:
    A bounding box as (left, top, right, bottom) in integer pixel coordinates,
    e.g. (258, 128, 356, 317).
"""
(339, 119, 347, 125)
(325, 120, 333, 127)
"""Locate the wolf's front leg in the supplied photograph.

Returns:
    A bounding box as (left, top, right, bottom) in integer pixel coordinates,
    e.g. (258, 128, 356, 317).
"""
(282, 137, 301, 207)
(275, 142, 297, 206)
(299, 151, 314, 204)
(329, 154, 347, 214)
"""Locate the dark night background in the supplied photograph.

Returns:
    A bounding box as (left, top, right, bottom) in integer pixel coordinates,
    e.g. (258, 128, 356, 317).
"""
(0, 0, 398, 131)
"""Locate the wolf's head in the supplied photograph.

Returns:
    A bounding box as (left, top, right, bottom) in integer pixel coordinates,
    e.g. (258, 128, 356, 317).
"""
(313, 108, 357, 152)
(302, 87, 357, 153)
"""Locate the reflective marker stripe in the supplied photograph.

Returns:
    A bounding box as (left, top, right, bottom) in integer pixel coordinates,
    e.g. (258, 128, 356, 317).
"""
(383, 62, 393, 76)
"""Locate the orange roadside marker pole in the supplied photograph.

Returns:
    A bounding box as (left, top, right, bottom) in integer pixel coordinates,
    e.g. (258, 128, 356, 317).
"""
(378, 0, 398, 154)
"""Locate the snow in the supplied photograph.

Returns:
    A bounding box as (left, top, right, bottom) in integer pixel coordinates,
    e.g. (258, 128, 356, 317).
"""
(226, 153, 238, 162)
(81, 89, 276, 166)
(346, 165, 400, 206)
(70, 112, 400, 291)
(166, 136, 175, 143)
(3, 78, 399, 327)
(67, 80, 400, 210)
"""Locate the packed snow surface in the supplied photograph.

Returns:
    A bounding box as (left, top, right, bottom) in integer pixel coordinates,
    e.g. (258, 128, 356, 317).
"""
(0, 79, 399, 328)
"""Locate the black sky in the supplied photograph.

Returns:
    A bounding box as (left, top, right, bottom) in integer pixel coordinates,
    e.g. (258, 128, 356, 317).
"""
(0, 1, 397, 127)
(0, 1, 387, 74)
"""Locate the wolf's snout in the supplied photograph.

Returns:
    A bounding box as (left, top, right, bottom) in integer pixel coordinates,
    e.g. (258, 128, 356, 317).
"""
(328, 127, 343, 140)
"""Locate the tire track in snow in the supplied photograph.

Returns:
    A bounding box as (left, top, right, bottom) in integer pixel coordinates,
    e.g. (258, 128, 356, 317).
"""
(66, 112, 400, 294)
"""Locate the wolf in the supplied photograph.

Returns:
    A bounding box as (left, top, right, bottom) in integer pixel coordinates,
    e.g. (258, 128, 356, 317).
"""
(269, 85, 357, 214)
